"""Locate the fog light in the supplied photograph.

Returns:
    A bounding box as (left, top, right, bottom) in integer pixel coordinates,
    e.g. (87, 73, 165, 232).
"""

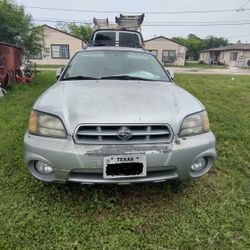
(35, 161, 53, 175)
(190, 157, 207, 172)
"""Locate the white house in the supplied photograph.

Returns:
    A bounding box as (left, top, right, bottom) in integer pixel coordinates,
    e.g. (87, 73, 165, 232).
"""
(30, 25, 85, 65)
(199, 43, 250, 67)
(144, 36, 187, 66)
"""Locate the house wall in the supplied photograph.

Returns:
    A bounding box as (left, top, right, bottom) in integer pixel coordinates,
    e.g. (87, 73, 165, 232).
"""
(220, 50, 250, 67)
(199, 52, 210, 64)
(145, 37, 186, 66)
(30, 26, 84, 65)
(200, 49, 250, 67)
(243, 51, 250, 66)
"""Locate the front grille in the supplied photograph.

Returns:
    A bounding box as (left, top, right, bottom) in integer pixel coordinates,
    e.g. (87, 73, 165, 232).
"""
(74, 124, 173, 144)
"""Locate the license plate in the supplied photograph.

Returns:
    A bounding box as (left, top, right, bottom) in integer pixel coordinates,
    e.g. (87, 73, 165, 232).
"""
(103, 154, 146, 179)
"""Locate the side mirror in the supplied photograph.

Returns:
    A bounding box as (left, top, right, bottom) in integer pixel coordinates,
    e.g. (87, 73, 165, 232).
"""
(56, 67, 64, 80)
(166, 69, 174, 80)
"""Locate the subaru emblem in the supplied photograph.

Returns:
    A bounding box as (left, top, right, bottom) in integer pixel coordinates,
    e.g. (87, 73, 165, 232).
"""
(117, 127, 133, 141)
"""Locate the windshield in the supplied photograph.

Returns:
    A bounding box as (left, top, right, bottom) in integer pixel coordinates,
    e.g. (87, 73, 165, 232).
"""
(62, 50, 170, 82)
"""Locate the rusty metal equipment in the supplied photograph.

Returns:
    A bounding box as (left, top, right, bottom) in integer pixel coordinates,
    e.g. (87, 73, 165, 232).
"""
(0, 42, 22, 89)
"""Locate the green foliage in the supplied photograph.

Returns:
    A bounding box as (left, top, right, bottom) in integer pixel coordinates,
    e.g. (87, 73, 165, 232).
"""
(0, 72, 249, 249)
(171, 36, 186, 47)
(203, 35, 229, 50)
(172, 34, 229, 60)
(0, 0, 43, 57)
(186, 34, 203, 60)
(56, 22, 93, 42)
(172, 34, 203, 60)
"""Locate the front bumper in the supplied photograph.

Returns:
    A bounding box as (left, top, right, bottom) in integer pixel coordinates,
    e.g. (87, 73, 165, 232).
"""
(24, 131, 216, 184)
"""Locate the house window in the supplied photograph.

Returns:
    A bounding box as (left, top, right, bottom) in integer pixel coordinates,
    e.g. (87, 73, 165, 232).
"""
(29, 51, 42, 60)
(162, 50, 176, 63)
(51, 44, 70, 59)
(230, 52, 238, 61)
(148, 50, 158, 57)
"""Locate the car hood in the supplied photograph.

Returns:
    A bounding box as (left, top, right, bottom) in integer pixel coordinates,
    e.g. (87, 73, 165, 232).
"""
(34, 80, 204, 134)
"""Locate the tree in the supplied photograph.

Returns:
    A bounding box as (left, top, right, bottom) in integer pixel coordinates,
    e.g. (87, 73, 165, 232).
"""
(0, 0, 43, 57)
(172, 34, 203, 60)
(203, 36, 228, 50)
(186, 34, 203, 60)
(55, 22, 68, 33)
(56, 22, 93, 42)
(171, 36, 187, 46)
(172, 34, 229, 61)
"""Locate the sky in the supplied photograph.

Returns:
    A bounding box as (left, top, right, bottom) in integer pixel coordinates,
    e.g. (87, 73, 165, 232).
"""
(15, 0, 250, 43)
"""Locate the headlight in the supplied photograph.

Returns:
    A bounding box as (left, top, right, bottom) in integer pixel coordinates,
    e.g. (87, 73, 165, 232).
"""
(179, 110, 210, 137)
(28, 110, 67, 138)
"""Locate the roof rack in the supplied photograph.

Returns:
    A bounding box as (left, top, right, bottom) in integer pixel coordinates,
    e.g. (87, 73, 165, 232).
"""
(93, 18, 118, 30)
(115, 14, 145, 31)
(93, 13, 145, 31)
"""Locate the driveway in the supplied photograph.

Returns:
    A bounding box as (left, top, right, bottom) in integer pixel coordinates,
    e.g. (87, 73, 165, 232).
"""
(166, 66, 250, 75)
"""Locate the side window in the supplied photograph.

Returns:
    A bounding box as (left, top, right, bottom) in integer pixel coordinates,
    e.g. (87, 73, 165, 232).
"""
(162, 50, 176, 63)
(94, 32, 116, 46)
(119, 32, 140, 47)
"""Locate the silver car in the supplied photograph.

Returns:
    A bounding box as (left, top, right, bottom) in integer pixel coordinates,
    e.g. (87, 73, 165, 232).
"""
(24, 47, 216, 184)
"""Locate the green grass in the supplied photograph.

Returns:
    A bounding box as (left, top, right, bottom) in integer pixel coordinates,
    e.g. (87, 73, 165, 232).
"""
(165, 61, 228, 69)
(0, 72, 250, 249)
(33, 64, 65, 69)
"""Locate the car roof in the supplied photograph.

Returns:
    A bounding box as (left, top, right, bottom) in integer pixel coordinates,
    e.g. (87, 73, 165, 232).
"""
(92, 29, 142, 34)
(82, 46, 147, 53)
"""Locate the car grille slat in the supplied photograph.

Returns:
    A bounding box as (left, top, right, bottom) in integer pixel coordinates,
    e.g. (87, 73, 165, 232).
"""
(77, 131, 118, 136)
(74, 124, 173, 144)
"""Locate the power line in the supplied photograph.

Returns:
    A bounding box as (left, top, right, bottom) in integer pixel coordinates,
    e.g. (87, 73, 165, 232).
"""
(32, 18, 250, 26)
(34, 17, 92, 23)
(228, 33, 250, 39)
(142, 23, 250, 27)
(238, 0, 250, 11)
(144, 20, 250, 24)
(33, 17, 250, 25)
(25, 5, 250, 14)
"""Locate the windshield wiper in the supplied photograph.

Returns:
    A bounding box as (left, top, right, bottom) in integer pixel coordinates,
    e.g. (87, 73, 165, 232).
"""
(62, 76, 99, 81)
(100, 75, 154, 81)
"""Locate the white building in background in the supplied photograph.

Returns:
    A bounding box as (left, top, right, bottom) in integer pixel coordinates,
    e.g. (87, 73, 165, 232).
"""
(199, 43, 250, 67)
(30, 25, 85, 65)
(145, 36, 187, 66)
